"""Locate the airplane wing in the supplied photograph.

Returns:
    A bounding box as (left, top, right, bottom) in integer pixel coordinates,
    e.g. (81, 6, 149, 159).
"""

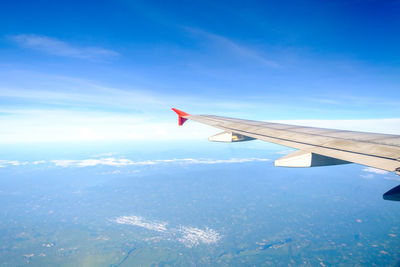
(172, 108, 400, 200)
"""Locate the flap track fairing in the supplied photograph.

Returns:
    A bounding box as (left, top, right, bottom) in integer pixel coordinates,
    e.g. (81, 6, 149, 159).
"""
(275, 150, 351, 168)
(208, 131, 255, 143)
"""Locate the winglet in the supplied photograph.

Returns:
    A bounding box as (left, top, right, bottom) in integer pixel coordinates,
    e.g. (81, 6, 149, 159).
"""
(172, 108, 191, 126)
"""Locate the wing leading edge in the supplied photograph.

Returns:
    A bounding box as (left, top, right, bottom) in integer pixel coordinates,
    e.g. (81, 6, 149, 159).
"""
(172, 108, 400, 200)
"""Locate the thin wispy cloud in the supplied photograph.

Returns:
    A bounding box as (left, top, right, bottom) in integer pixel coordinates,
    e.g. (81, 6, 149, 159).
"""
(9, 34, 119, 60)
(185, 27, 279, 68)
(0, 71, 166, 114)
(0, 69, 399, 143)
(0, 70, 254, 114)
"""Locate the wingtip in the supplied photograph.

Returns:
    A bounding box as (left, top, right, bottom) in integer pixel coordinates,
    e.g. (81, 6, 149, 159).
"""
(171, 108, 190, 126)
(171, 108, 190, 117)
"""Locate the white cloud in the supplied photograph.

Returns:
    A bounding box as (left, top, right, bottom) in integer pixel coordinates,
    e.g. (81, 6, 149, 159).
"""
(362, 167, 389, 175)
(51, 158, 136, 167)
(178, 226, 221, 247)
(9, 34, 119, 60)
(177, 158, 270, 164)
(113, 215, 168, 232)
(0, 160, 27, 168)
(50, 157, 270, 168)
(0, 160, 18, 167)
(113, 215, 221, 247)
(0, 157, 269, 168)
(33, 160, 46, 165)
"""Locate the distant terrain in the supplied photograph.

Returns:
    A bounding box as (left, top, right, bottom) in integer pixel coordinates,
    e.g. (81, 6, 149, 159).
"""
(0, 141, 399, 266)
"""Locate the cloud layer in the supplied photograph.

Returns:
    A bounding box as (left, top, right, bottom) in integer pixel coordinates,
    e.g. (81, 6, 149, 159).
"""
(0, 157, 270, 169)
(52, 157, 270, 167)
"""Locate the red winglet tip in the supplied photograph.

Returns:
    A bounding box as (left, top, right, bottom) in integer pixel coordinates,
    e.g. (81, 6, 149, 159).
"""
(171, 108, 190, 117)
(172, 108, 190, 126)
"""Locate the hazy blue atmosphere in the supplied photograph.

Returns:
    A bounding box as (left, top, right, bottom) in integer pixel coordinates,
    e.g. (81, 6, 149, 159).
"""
(1, 0, 400, 266)
(1, 141, 400, 266)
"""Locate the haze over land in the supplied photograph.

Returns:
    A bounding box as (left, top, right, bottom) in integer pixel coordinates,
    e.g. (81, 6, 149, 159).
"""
(0, 142, 400, 265)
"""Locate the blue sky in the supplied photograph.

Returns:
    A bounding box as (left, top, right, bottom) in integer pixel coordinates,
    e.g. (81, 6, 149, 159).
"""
(1, 0, 400, 143)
